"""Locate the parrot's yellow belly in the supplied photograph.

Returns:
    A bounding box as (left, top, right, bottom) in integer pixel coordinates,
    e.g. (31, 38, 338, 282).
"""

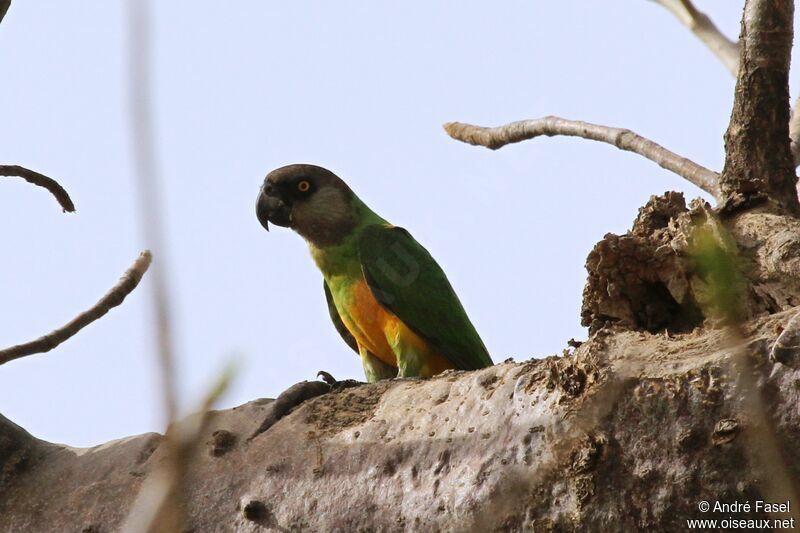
(341, 280, 452, 377)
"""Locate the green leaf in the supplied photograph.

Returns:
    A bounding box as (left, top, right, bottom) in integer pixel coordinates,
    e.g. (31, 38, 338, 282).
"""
(689, 223, 746, 325)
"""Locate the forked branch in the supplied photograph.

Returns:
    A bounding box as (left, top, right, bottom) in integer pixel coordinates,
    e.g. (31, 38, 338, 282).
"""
(0, 165, 75, 213)
(0, 250, 152, 366)
(444, 117, 721, 199)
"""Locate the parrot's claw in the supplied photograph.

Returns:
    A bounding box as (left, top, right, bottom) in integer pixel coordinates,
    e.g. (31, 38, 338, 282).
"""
(248, 379, 332, 440)
(316, 370, 337, 385)
(316, 371, 364, 390)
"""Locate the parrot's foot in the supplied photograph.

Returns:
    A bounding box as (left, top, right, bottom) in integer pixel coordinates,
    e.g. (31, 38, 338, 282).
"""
(317, 371, 365, 390)
(248, 379, 332, 441)
(249, 373, 368, 440)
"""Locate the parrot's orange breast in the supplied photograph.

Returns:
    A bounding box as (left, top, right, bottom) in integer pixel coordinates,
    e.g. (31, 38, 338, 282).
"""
(339, 279, 451, 376)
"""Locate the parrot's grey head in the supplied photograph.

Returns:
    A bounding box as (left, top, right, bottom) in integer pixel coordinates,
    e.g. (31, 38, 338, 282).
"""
(256, 164, 357, 246)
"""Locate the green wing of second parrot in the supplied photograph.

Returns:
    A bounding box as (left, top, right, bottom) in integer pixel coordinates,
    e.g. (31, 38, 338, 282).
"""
(358, 224, 492, 370)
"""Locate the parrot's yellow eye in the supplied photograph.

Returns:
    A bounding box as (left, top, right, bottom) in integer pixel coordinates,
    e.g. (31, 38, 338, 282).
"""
(297, 180, 311, 193)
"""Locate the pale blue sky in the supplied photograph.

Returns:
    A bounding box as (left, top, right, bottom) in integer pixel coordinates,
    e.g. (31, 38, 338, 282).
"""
(0, 2, 777, 446)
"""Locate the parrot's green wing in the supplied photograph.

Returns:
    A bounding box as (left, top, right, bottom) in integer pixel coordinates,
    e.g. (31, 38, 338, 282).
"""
(324, 280, 359, 354)
(358, 225, 492, 370)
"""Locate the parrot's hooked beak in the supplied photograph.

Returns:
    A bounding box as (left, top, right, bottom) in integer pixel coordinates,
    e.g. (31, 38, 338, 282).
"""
(256, 183, 292, 231)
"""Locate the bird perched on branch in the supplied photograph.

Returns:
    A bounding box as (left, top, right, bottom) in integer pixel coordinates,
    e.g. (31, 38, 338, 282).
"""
(256, 164, 493, 382)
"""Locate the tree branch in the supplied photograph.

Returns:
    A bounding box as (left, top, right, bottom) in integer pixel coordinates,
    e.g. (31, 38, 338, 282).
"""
(121, 364, 234, 533)
(444, 117, 721, 199)
(0, 250, 152, 366)
(650, 0, 739, 76)
(720, 0, 799, 214)
(652, 0, 800, 171)
(0, 0, 10, 25)
(0, 165, 75, 213)
(127, 0, 178, 426)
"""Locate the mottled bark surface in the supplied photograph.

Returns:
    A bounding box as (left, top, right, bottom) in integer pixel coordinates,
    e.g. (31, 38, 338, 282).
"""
(1, 307, 799, 532)
(720, 0, 799, 214)
(3, 196, 800, 531)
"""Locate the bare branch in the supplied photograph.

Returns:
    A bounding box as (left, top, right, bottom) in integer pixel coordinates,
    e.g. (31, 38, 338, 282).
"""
(127, 0, 178, 425)
(0, 165, 75, 213)
(444, 117, 721, 199)
(651, 0, 739, 75)
(0, 250, 152, 366)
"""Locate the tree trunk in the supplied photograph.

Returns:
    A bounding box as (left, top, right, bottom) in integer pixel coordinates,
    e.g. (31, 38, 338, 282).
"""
(721, 0, 799, 214)
(2, 299, 800, 531)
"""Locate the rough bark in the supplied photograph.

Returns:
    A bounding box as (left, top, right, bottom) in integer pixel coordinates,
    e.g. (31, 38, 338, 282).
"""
(581, 193, 800, 334)
(720, 0, 799, 214)
(2, 304, 799, 531)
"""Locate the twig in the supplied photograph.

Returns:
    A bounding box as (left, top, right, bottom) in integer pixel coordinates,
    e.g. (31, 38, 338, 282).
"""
(0, 250, 152, 366)
(650, 0, 739, 76)
(0, 165, 75, 212)
(444, 117, 721, 199)
(122, 1, 184, 530)
(128, 0, 177, 425)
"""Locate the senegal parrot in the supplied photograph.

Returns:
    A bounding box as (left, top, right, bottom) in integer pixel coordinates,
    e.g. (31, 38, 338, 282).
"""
(256, 164, 493, 382)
